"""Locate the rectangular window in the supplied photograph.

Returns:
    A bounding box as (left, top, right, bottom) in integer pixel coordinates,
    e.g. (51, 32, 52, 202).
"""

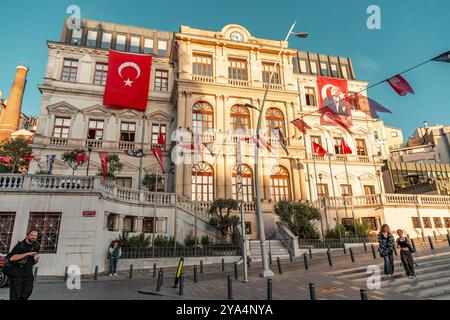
(143, 218, 154, 233)
(412, 217, 421, 228)
(61, 59, 78, 82)
(106, 213, 118, 231)
(86, 30, 98, 47)
(334, 137, 343, 154)
(356, 139, 367, 156)
(88, 119, 104, 140)
(192, 54, 213, 76)
(342, 218, 354, 227)
(362, 217, 378, 231)
(391, 131, 399, 137)
(158, 40, 167, 56)
(0, 213, 15, 254)
(348, 92, 359, 110)
(115, 34, 127, 51)
(423, 217, 432, 228)
(245, 222, 252, 235)
(340, 184, 353, 197)
(299, 59, 308, 74)
(330, 63, 339, 78)
(373, 130, 379, 140)
(101, 32, 112, 49)
(94, 62, 108, 85)
(151, 124, 167, 145)
(71, 28, 82, 45)
(53, 117, 71, 138)
(317, 184, 329, 197)
(320, 62, 329, 76)
(120, 122, 136, 142)
(116, 177, 132, 188)
(445, 218, 450, 228)
(262, 63, 281, 84)
(154, 70, 169, 92)
(28, 213, 62, 253)
(433, 217, 443, 228)
(364, 185, 376, 195)
(123, 216, 135, 232)
(130, 36, 141, 53)
(144, 38, 154, 54)
(228, 59, 248, 80)
(310, 61, 318, 75)
(305, 87, 317, 106)
(292, 57, 299, 74)
(341, 65, 349, 79)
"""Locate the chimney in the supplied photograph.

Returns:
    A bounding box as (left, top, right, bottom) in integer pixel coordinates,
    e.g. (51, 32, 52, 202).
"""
(0, 65, 28, 142)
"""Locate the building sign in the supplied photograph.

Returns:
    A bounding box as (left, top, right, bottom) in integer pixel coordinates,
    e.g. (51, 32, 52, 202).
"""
(83, 211, 96, 217)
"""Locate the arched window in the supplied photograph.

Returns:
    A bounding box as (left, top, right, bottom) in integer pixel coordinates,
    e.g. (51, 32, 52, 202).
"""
(230, 105, 250, 133)
(192, 102, 214, 132)
(232, 165, 254, 202)
(265, 107, 285, 137)
(270, 165, 291, 202)
(192, 162, 214, 202)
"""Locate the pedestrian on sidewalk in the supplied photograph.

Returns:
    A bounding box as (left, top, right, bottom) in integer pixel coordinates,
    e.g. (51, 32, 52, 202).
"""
(377, 224, 395, 279)
(108, 241, 122, 276)
(396, 230, 416, 279)
(4, 229, 40, 300)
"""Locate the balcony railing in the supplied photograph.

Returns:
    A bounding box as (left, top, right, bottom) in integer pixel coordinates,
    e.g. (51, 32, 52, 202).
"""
(192, 75, 214, 83)
(228, 79, 250, 87)
(263, 83, 283, 91)
(307, 154, 381, 164)
(121, 245, 241, 258)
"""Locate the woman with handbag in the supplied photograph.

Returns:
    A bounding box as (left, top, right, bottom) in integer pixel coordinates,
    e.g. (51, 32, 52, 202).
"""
(396, 229, 416, 279)
(377, 224, 396, 279)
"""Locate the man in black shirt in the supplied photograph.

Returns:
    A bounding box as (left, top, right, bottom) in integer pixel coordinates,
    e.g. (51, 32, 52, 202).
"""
(6, 229, 40, 300)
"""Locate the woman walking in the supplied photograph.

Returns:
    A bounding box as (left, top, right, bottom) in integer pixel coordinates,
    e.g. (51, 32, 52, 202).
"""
(377, 224, 396, 279)
(108, 241, 122, 276)
(396, 230, 416, 279)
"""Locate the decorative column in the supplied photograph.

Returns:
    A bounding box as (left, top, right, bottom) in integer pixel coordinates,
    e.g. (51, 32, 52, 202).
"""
(216, 154, 226, 199)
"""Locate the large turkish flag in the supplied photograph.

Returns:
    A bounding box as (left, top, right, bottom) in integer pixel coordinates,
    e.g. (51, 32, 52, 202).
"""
(318, 76, 352, 128)
(103, 50, 152, 112)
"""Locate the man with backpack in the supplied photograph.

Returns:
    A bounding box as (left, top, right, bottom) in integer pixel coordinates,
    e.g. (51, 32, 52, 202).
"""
(4, 229, 40, 300)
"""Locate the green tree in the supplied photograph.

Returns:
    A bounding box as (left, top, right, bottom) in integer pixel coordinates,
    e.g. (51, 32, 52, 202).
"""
(61, 148, 87, 175)
(0, 138, 32, 173)
(325, 221, 371, 239)
(98, 154, 123, 181)
(142, 173, 164, 192)
(275, 201, 321, 239)
(208, 198, 240, 239)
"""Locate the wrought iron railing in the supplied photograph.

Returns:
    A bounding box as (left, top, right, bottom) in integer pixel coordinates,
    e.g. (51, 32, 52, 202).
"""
(121, 245, 241, 258)
(298, 235, 378, 249)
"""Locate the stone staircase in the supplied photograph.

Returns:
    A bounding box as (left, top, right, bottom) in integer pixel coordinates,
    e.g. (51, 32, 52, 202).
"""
(332, 252, 450, 300)
(249, 239, 291, 262)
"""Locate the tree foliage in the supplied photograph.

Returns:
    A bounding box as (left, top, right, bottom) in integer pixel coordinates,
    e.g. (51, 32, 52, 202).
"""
(61, 148, 86, 174)
(143, 173, 164, 192)
(0, 138, 32, 173)
(275, 201, 321, 239)
(98, 154, 123, 181)
(208, 198, 240, 238)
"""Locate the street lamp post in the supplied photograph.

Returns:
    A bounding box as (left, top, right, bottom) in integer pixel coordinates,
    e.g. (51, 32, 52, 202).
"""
(245, 20, 307, 278)
(86, 142, 93, 176)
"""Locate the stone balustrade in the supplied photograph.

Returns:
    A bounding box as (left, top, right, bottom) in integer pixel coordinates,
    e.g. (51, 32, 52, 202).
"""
(308, 153, 382, 164)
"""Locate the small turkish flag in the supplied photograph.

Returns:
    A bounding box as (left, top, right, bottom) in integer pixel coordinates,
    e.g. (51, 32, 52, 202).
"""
(152, 147, 165, 174)
(312, 142, 327, 157)
(98, 152, 109, 178)
(103, 50, 152, 111)
(341, 138, 353, 155)
(387, 74, 414, 96)
(157, 126, 165, 145)
(291, 118, 311, 135)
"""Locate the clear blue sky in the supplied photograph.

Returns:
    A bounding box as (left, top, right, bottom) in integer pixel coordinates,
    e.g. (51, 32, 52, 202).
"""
(1, 0, 449, 138)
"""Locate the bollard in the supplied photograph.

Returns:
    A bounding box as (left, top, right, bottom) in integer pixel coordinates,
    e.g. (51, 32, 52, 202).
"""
(433, 231, 437, 241)
(360, 289, 368, 300)
(447, 234, 450, 247)
(363, 241, 368, 253)
(309, 283, 317, 301)
(222, 258, 225, 272)
(247, 258, 251, 269)
(64, 266, 68, 282)
(156, 271, 162, 292)
(200, 260, 204, 274)
(309, 247, 313, 259)
(303, 253, 309, 270)
(371, 244, 377, 259)
(194, 265, 198, 284)
(411, 239, 417, 252)
(349, 247, 355, 263)
(178, 273, 184, 296)
(277, 257, 283, 274)
(327, 250, 333, 266)
(94, 266, 99, 280)
(227, 276, 233, 300)
(289, 251, 293, 263)
(129, 264, 133, 279)
(342, 242, 347, 255)
(33, 267, 38, 283)
(428, 236, 434, 250)
(269, 251, 273, 266)
(234, 263, 239, 280)
(160, 269, 165, 287)
(267, 279, 273, 300)
(153, 263, 157, 278)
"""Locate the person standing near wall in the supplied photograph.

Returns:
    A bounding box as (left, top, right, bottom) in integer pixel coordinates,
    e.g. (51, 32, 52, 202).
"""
(377, 224, 396, 279)
(108, 241, 122, 276)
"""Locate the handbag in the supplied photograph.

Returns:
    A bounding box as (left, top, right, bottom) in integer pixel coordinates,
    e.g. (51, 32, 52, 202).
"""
(2, 242, 33, 275)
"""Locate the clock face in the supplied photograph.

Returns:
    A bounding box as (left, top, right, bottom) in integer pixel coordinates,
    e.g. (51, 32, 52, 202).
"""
(230, 31, 244, 42)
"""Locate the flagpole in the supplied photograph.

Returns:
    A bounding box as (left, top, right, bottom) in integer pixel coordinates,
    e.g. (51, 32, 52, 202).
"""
(138, 114, 146, 192)
(365, 114, 384, 200)
(309, 137, 324, 237)
(325, 136, 342, 239)
(342, 140, 358, 236)
(152, 160, 158, 257)
(237, 137, 249, 282)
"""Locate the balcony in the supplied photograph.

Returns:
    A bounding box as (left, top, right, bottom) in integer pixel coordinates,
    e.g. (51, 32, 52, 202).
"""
(263, 83, 283, 91)
(228, 79, 250, 87)
(192, 75, 214, 83)
(308, 153, 381, 164)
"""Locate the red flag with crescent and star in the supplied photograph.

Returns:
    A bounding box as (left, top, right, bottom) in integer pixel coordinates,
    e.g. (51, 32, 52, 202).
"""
(318, 77, 352, 129)
(341, 138, 353, 155)
(312, 142, 327, 158)
(98, 152, 109, 178)
(103, 50, 152, 111)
